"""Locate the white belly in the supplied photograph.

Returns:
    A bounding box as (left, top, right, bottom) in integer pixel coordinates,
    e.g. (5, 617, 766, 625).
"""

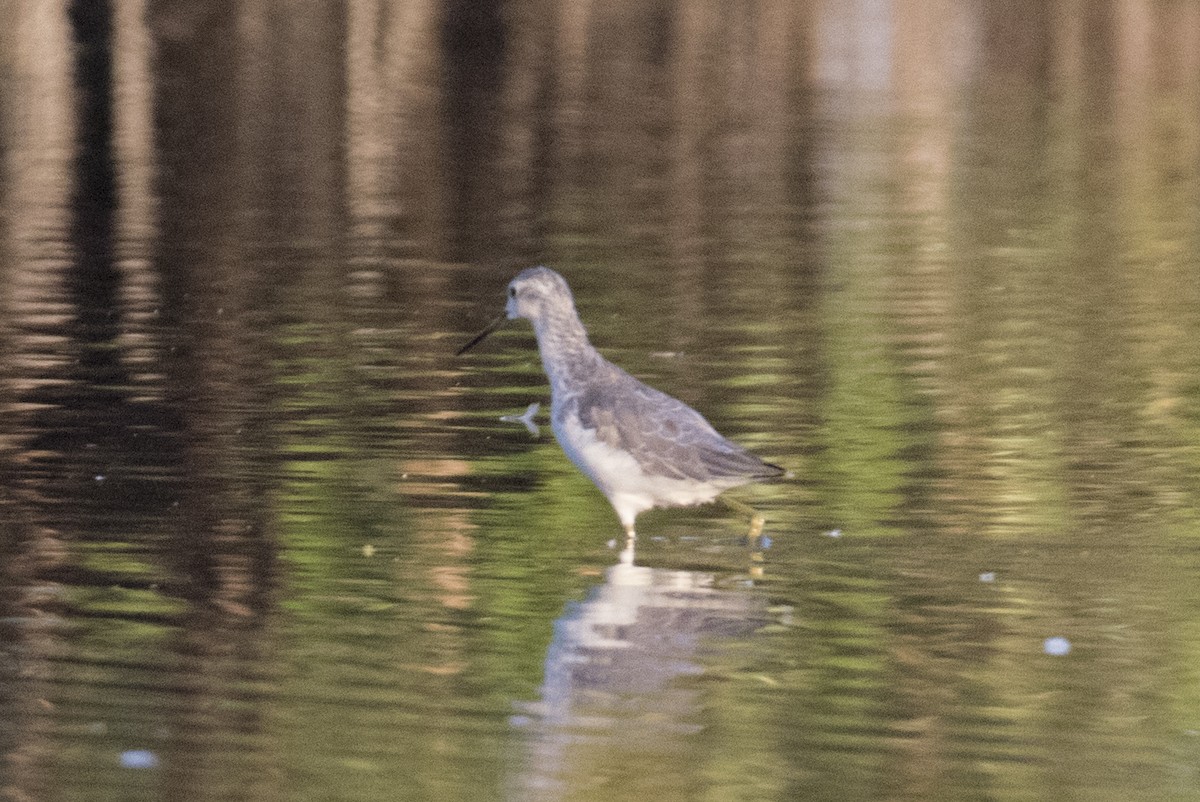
(553, 410, 727, 528)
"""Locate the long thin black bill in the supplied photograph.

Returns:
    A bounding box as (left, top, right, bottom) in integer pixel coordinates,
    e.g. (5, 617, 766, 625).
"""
(455, 314, 507, 355)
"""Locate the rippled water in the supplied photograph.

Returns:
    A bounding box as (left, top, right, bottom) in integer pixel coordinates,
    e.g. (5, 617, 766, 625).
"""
(3, 3, 1200, 801)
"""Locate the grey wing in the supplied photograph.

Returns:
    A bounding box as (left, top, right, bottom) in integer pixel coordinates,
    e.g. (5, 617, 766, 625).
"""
(577, 372, 782, 483)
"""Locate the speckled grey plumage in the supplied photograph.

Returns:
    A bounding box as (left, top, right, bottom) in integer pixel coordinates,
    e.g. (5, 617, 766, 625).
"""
(569, 359, 782, 483)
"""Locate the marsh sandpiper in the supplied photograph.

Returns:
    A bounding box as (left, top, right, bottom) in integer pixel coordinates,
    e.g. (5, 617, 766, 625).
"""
(458, 266, 783, 542)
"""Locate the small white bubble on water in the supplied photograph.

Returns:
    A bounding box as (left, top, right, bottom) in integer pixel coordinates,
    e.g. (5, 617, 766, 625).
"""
(119, 749, 159, 770)
(1043, 636, 1072, 656)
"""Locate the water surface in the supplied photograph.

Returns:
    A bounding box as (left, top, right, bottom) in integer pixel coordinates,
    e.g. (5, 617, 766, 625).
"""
(2, 3, 1200, 801)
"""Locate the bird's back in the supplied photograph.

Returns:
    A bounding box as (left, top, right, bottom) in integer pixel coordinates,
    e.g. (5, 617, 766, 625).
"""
(553, 355, 783, 490)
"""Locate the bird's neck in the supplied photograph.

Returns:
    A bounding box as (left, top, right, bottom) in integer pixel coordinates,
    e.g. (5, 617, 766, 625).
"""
(533, 309, 598, 389)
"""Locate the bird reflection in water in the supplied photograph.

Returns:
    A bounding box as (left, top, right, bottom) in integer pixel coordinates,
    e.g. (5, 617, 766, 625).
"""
(509, 543, 772, 799)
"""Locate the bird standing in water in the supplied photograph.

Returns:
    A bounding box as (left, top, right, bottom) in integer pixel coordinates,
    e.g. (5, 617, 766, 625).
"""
(457, 266, 783, 542)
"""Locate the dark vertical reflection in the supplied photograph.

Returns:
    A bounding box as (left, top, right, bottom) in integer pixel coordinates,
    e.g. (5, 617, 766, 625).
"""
(441, 0, 507, 264)
(497, 0, 557, 263)
(26, 0, 145, 532)
(66, 1, 119, 353)
(148, 2, 283, 797)
(150, 4, 273, 609)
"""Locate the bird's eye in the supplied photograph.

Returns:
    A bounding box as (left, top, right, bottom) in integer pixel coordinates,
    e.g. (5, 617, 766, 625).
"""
(508, 286, 517, 298)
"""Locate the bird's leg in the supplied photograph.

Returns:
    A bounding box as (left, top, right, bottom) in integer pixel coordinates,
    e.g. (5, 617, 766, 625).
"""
(619, 524, 637, 565)
(721, 496, 767, 543)
(720, 497, 768, 577)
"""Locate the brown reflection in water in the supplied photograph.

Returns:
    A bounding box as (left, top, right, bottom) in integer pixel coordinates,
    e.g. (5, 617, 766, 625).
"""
(2, 4, 161, 799)
(834, 4, 1200, 798)
(855, 0, 1200, 539)
(345, 0, 445, 273)
(146, 1, 349, 797)
(1, 1, 326, 797)
(1, 2, 1198, 799)
(488, 1, 823, 417)
(0, 2, 75, 796)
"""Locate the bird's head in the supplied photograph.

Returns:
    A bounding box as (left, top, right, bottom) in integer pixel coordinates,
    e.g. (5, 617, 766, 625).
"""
(504, 266, 574, 324)
(456, 266, 577, 355)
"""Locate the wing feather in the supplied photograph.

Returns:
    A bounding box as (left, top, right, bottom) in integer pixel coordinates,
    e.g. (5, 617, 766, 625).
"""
(575, 365, 782, 484)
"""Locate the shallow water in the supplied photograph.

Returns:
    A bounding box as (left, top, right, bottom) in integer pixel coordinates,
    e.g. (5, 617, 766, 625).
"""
(3, 3, 1200, 801)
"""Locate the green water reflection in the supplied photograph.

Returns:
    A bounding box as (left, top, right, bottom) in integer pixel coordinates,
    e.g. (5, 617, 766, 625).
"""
(3, 2, 1200, 801)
